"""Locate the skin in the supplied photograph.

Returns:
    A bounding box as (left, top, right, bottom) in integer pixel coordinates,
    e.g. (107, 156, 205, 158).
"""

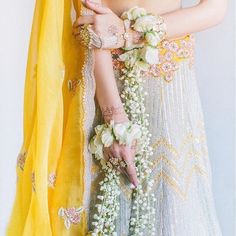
(72, 0, 227, 187)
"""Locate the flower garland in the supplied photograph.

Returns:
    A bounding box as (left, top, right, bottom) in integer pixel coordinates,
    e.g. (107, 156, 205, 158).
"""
(89, 6, 167, 236)
(89, 121, 142, 236)
(89, 121, 142, 153)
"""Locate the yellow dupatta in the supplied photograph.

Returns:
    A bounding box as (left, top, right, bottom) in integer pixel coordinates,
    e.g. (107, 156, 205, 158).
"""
(6, 0, 89, 235)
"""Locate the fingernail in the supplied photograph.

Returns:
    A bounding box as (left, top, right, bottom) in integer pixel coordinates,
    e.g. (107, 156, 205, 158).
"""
(130, 183, 135, 189)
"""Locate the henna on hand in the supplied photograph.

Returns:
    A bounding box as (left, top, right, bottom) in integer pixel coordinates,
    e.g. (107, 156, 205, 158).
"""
(101, 106, 129, 123)
(108, 25, 119, 36)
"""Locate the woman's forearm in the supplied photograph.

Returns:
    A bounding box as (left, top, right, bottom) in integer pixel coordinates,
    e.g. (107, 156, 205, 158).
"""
(94, 49, 128, 123)
(162, 0, 227, 39)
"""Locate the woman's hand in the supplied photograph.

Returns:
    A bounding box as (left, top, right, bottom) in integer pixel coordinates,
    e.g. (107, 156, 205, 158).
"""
(73, 0, 125, 49)
(104, 140, 138, 188)
(102, 108, 139, 188)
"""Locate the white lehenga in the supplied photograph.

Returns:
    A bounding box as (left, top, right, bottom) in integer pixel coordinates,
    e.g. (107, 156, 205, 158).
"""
(82, 35, 222, 236)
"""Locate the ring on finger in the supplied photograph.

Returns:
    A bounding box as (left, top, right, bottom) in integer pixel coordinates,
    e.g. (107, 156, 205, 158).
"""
(109, 156, 120, 167)
(119, 159, 132, 169)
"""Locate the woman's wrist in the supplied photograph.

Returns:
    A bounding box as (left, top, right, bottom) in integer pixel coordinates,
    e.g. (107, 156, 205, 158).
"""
(120, 7, 167, 49)
(118, 19, 144, 49)
(102, 106, 129, 123)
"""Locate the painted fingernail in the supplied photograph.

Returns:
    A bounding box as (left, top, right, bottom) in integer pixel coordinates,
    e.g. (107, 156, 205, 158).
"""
(130, 183, 135, 189)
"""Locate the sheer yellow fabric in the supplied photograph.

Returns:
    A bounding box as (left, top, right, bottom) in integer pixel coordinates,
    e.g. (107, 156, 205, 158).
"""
(6, 0, 88, 235)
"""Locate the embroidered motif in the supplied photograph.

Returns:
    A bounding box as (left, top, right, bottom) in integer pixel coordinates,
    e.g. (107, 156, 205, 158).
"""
(31, 171, 36, 192)
(48, 172, 57, 188)
(67, 79, 81, 94)
(117, 130, 208, 200)
(149, 131, 208, 199)
(17, 151, 27, 170)
(153, 165, 207, 200)
(111, 35, 194, 82)
(58, 207, 83, 229)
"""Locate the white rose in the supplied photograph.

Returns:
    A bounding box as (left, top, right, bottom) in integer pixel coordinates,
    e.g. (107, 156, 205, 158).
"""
(119, 50, 132, 62)
(121, 7, 135, 20)
(94, 144, 103, 160)
(140, 46, 159, 65)
(133, 15, 157, 32)
(113, 122, 130, 144)
(135, 60, 150, 71)
(119, 49, 139, 67)
(145, 31, 162, 47)
(131, 7, 147, 20)
(126, 124, 142, 145)
(89, 136, 97, 154)
(94, 124, 104, 135)
(101, 128, 114, 147)
(129, 124, 142, 139)
(89, 136, 104, 159)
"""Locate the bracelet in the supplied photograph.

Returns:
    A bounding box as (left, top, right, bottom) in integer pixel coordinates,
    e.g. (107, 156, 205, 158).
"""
(121, 7, 167, 48)
(89, 120, 142, 160)
(122, 19, 132, 48)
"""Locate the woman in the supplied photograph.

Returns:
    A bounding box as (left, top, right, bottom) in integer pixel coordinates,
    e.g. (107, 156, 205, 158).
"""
(7, 0, 227, 235)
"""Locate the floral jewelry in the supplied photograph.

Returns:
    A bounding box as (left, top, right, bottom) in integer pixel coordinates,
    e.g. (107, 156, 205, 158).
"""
(89, 6, 167, 236)
(89, 120, 142, 154)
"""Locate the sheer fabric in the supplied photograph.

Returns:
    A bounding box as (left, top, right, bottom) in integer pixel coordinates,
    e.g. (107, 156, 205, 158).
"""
(7, 0, 89, 235)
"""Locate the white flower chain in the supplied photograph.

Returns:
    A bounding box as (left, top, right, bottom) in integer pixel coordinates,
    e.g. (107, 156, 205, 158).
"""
(89, 121, 142, 236)
(89, 6, 166, 236)
(91, 162, 120, 236)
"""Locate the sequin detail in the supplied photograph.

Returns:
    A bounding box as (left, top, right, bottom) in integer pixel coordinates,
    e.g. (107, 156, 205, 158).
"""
(58, 207, 83, 229)
(111, 35, 195, 82)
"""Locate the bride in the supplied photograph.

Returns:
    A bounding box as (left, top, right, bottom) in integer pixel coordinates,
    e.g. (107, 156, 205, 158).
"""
(7, 0, 227, 235)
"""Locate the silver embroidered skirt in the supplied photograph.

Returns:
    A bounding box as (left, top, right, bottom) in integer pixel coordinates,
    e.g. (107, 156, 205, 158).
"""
(83, 35, 222, 236)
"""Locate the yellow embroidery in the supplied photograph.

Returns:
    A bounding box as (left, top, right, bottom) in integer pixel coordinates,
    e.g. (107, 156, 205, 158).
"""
(152, 166, 207, 200)
(152, 138, 179, 158)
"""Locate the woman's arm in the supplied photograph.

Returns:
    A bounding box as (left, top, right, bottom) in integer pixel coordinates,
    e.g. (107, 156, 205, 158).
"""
(74, 0, 227, 47)
(163, 0, 228, 39)
(92, 49, 139, 188)
(93, 49, 127, 123)
(93, 48, 138, 188)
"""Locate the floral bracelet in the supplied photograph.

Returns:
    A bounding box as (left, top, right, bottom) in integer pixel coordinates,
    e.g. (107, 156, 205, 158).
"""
(121, 6, 167, 51)
(89, 120, 142, 160)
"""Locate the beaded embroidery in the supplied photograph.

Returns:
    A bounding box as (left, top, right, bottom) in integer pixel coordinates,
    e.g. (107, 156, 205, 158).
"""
(111, 35, 194, 82)
(58, 207, 83, 229)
